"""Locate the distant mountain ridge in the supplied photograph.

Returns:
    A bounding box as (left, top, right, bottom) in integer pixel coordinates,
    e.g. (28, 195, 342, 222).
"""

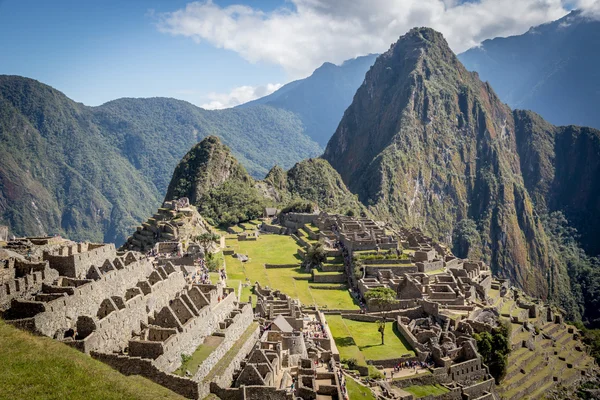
(459, 10, 600, 130)
(0, 75, 321, 244)
(240, 54, 378, 146)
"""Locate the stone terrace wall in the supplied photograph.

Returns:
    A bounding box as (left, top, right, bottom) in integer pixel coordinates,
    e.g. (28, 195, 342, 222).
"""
(91, 351, 200, 399)
(154, 291, 238, 372)
(192, 303, 253, 381)
(43, 244, 117, 278)
(73, 269, 187, 353)
(28, 258, 154, 337)
(200, 323, 261, 399)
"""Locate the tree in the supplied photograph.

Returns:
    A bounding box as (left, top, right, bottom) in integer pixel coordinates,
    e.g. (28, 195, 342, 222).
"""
(195, 232, 221, 256)
(474, 319, 511, 383)
(304, 242, 327, 271)
(364, 287, 397, 344)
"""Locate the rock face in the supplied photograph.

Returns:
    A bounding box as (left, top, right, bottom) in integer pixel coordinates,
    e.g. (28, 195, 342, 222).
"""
(323, 28, 570, 300)
(513, 110, 600, 256)
(165, 136, 253, 204)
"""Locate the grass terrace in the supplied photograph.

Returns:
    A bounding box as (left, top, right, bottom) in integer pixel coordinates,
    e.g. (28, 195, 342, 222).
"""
(327, 315, 414, 365)
(223, 234, 358, 310)
(345, 376, 376, 400)
(0, 320, 185, 400)
(203, 322, 259, 383)
(173, 336, 223, 376)
(403, 384, 449, 398)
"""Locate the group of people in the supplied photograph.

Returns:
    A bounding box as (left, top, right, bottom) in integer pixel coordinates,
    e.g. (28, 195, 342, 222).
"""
(391, 359, 434, 375)
(187, 259, 212, 285)
(303, 319, 328, 340)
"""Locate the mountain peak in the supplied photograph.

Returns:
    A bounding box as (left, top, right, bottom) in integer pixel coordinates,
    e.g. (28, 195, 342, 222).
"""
(324, 27, 562, 301)
(164, 135, 251, 204)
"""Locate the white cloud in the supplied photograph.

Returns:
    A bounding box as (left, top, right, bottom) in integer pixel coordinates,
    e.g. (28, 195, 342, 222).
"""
(576, 0, 600, 17)
(200, 83, 282, 109)
(156, 0, 591, 78)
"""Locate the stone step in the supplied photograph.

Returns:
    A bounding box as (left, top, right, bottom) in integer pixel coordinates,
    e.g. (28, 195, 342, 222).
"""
(506, 364, 557, 400)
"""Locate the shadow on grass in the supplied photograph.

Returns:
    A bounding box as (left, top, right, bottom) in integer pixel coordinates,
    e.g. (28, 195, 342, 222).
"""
(333, 336, 358, 347)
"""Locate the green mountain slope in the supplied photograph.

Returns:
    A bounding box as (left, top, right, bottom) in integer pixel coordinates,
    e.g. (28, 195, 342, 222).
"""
(323, 28, 570, 303)
(165, 137, 363, 225)
(0, 76, 321, 244)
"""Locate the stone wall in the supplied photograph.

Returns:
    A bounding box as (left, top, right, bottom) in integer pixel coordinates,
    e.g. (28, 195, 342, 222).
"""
(312, 271, 346, 283)
(200, 323, 260, 399)
(72, 269, 187, 354)
(25, 257, 155, 337)
(448, 358, 486, 382)
(91, 351, 200, 399)
(0, 260, 59, 309)
(153, 292, 238, 372)
(191, 303, 253, 381)
(43, 244, 117, 278)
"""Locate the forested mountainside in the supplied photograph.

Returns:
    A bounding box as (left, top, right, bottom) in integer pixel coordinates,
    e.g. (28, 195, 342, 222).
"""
(241, 54, 377, 147)
(164, 136, 363, 226)
(459, 11, 600, 133)
(323, 27, 600, 323)
(0, 76, 321, 244)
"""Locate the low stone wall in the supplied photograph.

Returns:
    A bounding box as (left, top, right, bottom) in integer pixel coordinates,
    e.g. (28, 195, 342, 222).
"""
(363, 258, 412, 265)
(191, 303, 253, 382)
(312, 272, 346, 283)
(366, 265, 418, 276)
(199, 324, 260, 399)
(92, 351, 199, 399)
(265, 264, 300, 269)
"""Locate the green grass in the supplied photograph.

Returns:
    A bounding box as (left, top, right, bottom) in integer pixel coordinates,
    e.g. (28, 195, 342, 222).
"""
(327, 315, 414, 363)
(173, 336, 223, 376)
(224, 235, 358, 310)
(345, 376, 376, 400)
(203, 322, 259, 382)
(425, 268, 446, 275)
(0, 319, 184, 400)
(403, 384, 449, 398)
(327, 315, 366, 366)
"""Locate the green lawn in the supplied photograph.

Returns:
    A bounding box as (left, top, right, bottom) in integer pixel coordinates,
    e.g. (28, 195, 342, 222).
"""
(173, 336, 223, 376)
(403, 384, 449, 398)
(223, 235, 358, 310)
(327, 315, 367, 366)
(327, 315, 414, 363)
(345, 376, 376, 400)
(0, 319, 184, 400)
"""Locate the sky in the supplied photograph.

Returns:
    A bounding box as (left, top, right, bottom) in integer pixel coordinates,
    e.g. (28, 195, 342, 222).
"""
(0, 0, 598, 109)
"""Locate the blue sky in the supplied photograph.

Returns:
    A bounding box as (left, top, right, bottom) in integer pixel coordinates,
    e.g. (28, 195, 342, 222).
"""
(0, 0, 287, 107)
(0, 0, 586, 108)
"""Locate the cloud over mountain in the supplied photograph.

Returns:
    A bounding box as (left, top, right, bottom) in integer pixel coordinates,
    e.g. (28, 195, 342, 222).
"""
(157, 0, 584, 77)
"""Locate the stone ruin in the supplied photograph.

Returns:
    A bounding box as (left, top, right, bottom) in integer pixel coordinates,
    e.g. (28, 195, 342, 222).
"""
(1, 235, 257, 399)
(122, 199, 213, 253)
(0, 225, 8, 242)
(210, 282, 346, 400)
